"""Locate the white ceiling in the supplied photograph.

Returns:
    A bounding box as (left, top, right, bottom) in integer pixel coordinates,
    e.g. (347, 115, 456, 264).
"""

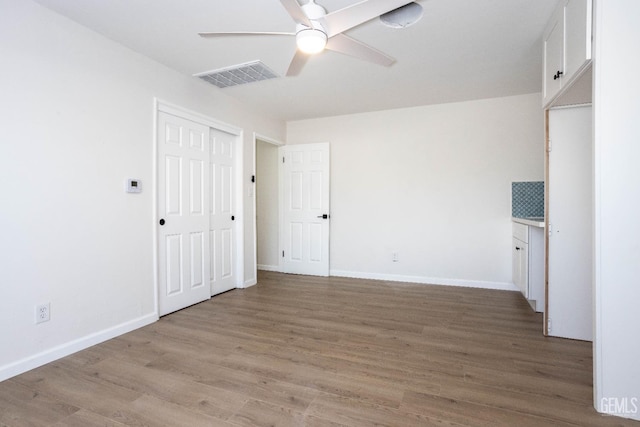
(34, 0, 559, 122)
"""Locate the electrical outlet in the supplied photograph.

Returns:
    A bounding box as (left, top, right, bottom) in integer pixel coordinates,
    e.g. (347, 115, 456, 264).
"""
(392, 252, 399, 262)
(36, 303, 50, 324)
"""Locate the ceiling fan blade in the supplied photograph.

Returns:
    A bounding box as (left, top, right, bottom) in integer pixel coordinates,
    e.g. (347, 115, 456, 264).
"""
(326, 33, 395, 67)
(286, 50, 310, 76)
(279, 0, 313, 27)
(319, 0, 415, 37)
(199, 31, 295, 38)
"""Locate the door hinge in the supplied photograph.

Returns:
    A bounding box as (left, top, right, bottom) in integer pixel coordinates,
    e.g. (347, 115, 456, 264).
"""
(547, 317, 552, 333)
(282, 250, 285, 258)
(282, 157, 285, 163)
(548, 222, 552, 237)
(547, 139, 552, 152)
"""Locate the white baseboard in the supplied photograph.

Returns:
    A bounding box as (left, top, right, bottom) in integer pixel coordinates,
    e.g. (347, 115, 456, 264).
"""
(243, 278, 257, 288)
(0, 313, 158, 382)
(257, 264, 281, 272)
(329, 270, 518, 292)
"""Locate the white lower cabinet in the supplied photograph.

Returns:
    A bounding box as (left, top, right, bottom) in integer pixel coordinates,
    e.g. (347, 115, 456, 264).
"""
(512, 236, 529, 298)
(512, 221, 545, 312)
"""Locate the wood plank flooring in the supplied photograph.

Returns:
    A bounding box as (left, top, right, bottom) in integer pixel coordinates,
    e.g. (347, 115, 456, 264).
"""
(2, 271, 638, 426)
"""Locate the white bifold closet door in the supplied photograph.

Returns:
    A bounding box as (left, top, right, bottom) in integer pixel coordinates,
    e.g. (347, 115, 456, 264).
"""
(157, 112, 211, 316)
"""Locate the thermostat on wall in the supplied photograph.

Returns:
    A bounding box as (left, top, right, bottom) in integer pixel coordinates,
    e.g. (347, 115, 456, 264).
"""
(126, 179, 142, 193)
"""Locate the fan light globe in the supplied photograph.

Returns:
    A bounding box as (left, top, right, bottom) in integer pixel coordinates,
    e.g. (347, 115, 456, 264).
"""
(296, 29, 327, 54)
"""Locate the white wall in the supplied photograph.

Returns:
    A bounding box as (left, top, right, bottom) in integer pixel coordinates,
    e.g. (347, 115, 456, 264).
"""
(0, 0, 284, 380)
(593, 0, 640, 420)
(256, 140, 280, 270)
(287, 94, 544, 289)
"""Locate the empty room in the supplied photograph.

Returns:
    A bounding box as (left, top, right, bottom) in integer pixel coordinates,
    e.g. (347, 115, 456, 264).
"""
(1, 0, 639, 425)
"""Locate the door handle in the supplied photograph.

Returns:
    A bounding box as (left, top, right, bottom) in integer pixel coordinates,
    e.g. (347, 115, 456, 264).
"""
(159, 218, 165, 226)
(317, 214, 329, 219)
(231, 215, 235, 221)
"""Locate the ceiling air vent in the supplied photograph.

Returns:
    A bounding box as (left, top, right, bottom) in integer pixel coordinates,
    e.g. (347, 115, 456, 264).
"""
(194, 60, 279, 88)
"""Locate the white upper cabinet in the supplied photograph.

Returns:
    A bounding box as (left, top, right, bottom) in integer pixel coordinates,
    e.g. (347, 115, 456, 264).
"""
(542, 0, 593, 107)
(543, 15, 564, 104)
(565, 0, 592, 79)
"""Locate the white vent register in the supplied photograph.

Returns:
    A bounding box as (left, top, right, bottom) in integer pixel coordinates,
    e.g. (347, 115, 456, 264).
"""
(195, 60, 279, 88)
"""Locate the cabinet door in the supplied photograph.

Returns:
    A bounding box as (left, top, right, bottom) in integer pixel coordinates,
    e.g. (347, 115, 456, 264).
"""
(543, 13, 565, 105)
(512, 238, 520, 292)
(565, 0, 592, 80)
(512, 237, 529, 298)
(519, 243, 529, 299)
(528, 227, 546, 313)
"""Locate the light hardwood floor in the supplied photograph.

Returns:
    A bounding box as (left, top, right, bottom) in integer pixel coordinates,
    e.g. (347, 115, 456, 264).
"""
(1, 271, 638, 426)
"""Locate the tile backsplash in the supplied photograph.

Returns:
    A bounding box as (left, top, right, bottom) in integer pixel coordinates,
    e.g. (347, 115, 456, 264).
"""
(512, 181, 544, 217)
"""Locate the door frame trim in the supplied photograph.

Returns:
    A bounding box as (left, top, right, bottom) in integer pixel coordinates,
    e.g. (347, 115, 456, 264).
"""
(153, 99, 244, 316)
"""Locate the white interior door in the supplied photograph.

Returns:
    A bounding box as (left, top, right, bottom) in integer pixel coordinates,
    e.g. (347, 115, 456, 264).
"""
(157, 112, 211, 316)
(548, 105, 593, 341)
(256, 139, 281, 271)
(210, 128, 236, 295)
(280, 143, 330, 276)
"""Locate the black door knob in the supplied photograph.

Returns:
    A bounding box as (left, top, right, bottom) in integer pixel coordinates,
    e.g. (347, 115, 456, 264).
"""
(231, 215, 235, 221)
(159, 219, 165, 226)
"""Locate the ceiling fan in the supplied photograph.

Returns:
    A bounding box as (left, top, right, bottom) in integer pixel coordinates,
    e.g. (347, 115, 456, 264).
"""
(199, 0, 416, 76)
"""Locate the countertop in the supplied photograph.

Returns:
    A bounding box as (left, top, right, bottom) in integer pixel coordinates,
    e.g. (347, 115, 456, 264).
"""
(512, 216, 545, 228)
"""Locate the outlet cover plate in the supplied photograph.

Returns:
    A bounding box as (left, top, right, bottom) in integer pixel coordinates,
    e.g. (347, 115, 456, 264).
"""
(36, 303, 50, 324)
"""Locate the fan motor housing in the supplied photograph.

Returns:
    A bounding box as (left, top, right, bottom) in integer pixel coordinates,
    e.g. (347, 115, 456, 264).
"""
(301, 1, 327, 20)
